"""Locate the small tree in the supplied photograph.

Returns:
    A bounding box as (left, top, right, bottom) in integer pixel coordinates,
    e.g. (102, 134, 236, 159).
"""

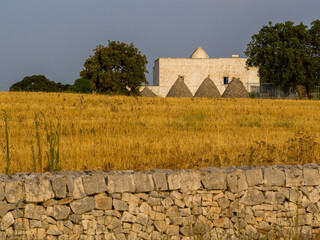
(10, 75, 59, 92)
(69, 78, 92, 93)
(245, 21, 320, 99)
(80, 41, 148, 95)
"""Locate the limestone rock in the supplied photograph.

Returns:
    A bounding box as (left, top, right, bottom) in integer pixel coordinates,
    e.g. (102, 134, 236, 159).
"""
(14, 218, 29, 230)
(241, 189, 265, 205)
(5, 180, 24, 203)
(52, 205, 71, 220)
(70, 197, 95, 214)
(264, 167, 285, 186)
(24, 204, 45, 220)
(227, 170, 248, 193)
(107, 174, 135, 193)
(82, 175, 107, 195)
(0, 212, 14, 230)
(133, 173, 154, 192)
(24, 177, 55, 203)
(265, 192, 285, 204)
(285, 167, 303, 187)
(121, 212, 136, 223)
(107, 218, 122, 230)
(52, 176, 67, 199)
(303, 167, 320, 186)
(152, 172, 168, 191)
(0, 182, 5, 201)
(113, 199, 128, 211)
(245, 168, 263, 186)
(94, 193, 112, 210)
(167, 172, 181, 190)
(201, 171, 227, 190)
(180, 171, 201, 192)
(0, 201, 10, 217)
(154, 220, 166, 232)
(47, 224, 63, 235)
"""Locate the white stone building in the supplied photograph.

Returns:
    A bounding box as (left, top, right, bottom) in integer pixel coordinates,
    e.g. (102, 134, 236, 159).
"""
(147, 47, 259, 97)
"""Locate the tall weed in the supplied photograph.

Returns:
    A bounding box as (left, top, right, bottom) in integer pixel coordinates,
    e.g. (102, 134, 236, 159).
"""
(1, 110, 10, 174)
(41, 112, 61, 171)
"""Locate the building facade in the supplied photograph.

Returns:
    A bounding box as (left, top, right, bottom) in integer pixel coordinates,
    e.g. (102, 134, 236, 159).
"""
(148, 47, 259, 97)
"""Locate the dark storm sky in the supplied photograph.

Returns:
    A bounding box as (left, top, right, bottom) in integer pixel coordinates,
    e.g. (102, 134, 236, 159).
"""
(0, 0, 319, 90)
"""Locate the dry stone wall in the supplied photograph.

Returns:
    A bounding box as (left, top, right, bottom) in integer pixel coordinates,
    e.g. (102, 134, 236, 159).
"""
(1, 164, 320, 239)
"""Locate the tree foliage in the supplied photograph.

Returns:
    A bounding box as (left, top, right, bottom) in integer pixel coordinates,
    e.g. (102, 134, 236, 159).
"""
(80, 41, 148, 95)
(245, 20, 320, 97)
(68, 78, 92, 93)
(9, 75, 69, 92)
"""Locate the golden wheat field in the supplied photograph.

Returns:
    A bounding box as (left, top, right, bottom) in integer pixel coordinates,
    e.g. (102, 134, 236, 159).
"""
(1, 91, 320, 174)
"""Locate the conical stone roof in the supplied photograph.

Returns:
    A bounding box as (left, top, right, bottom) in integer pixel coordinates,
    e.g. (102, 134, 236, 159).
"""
(222, 78, 249, 98)
(166, 76, 193, 98)
(194, 77, 221, 98)
(140, 85, 157, 97)
(190, 47, 209, 59)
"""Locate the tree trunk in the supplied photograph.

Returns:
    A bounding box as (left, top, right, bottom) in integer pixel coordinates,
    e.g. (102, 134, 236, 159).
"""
(296, 85, 308, 100)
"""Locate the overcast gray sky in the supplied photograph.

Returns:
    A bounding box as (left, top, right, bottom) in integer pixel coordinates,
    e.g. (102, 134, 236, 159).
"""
(0, 0, 319, 91)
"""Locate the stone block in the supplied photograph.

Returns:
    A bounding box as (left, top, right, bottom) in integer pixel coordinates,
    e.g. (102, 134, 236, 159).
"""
(0, 212, 14, 230)
(154, 220, 166, 232)
(83, 175, 107, 195)
(265, 192, 285, 204)
(0, 182, 5, 201)
(113, 199, 129, 211)
(201, 171, 227, 190)
(245, 168, 263, 186)
(5, 180, 24, 203)
(166, 206, 179, 217)
(180, 171, 201, 192)
(107, 218, 122, 230)
(58, 197, 74, 205)
(69, 197, 95, 214)
(0, 201, 10, 218)
(227, 170, 248, 193)
(24, 204, 45, 220)
(166, 225, 179, 236)
(66, 176, 86, 199)
(285, 167, 303, 187)
(309, 188, 320, 203)
(121, 212, 136, 223)
(107, 174, 135, 193)
(303, 167, 320, 186)
(241, 189, 265, 205)
(47, 224, 63, 235)
(52, 176, 67, 199)
(133, 173, 154, 192)
(94, 193, 112, 210)
(136, 213, 148, 226)
(264, 167, 285, 186)
(167, 172, 181, 190)
(152, 172, 168, 191)
(24, 177, 55, 203)
(14, 218, 29, 231)
(52, 205, 71, 220)
(217, 198, 230, 209)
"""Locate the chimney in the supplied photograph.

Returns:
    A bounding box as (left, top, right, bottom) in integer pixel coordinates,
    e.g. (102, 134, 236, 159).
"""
(232, 55, 239, 58)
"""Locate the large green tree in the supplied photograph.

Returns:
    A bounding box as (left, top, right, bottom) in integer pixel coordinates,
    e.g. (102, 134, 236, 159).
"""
(80, 41, 148, 95)
(68, 78, 92, 93)
(10, 75, 59, 92)
(245, 20, 320, 98)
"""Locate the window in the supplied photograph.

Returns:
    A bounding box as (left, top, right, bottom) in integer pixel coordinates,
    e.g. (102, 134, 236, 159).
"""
(224, 77, 229, 85)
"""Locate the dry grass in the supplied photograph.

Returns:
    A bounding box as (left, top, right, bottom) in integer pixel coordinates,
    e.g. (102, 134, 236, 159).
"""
(1, 92, 320, 173)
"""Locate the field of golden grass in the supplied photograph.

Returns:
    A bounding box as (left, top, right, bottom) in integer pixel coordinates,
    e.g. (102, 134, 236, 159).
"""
(1, 92, 320, 174)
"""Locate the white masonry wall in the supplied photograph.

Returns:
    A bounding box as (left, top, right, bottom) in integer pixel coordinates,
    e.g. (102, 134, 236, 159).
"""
(152, 57, 259, 97)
